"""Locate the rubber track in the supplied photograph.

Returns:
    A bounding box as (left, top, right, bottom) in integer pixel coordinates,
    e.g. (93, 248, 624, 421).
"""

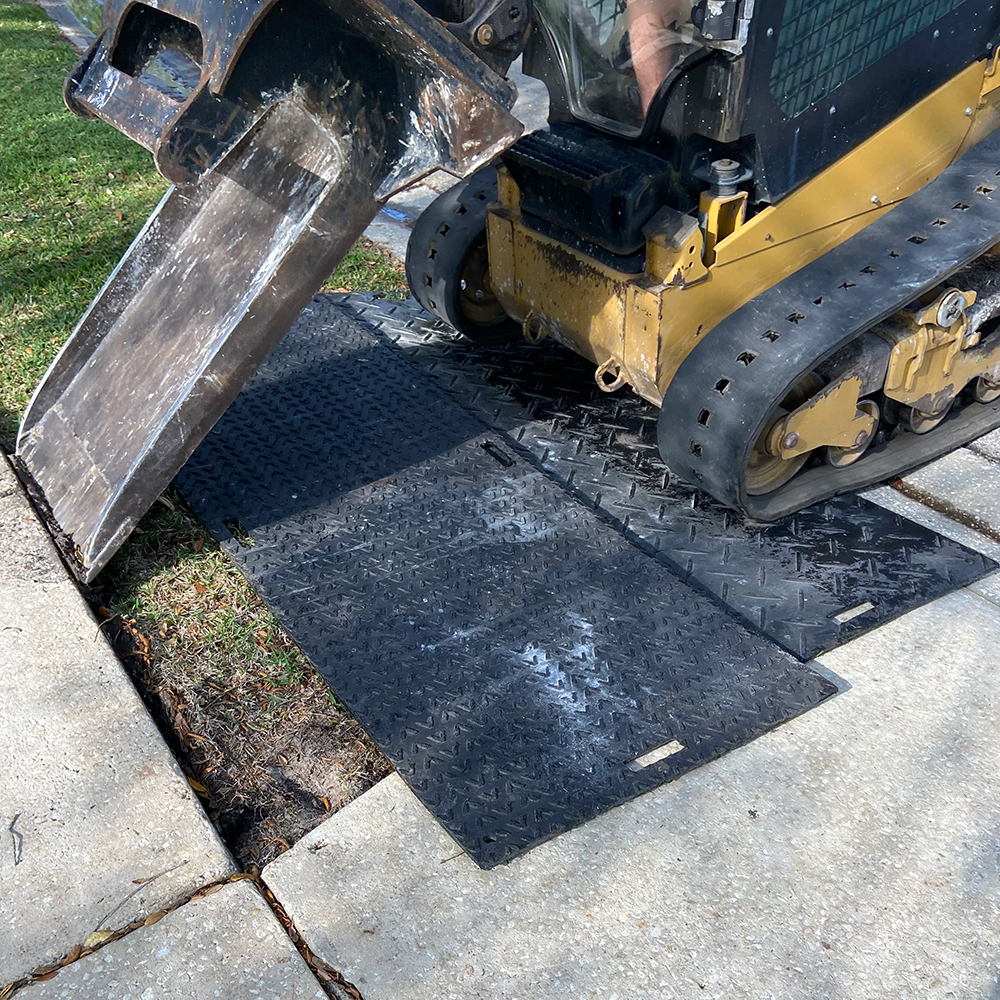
(659, 128, 1000, 519)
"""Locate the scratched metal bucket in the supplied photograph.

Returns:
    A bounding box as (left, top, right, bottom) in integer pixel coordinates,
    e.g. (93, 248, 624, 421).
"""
(17, 0, 521, 580)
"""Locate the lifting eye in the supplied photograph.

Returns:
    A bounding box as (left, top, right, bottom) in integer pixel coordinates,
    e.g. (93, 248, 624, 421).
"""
(697, 409, 711, 427)
(737, 351, 756, 366)
(714, 378, 731, 394)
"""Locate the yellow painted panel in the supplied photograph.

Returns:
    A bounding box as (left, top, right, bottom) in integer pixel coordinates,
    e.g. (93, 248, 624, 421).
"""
(714, 61, 982, 267)
(486, 58, 998, 402)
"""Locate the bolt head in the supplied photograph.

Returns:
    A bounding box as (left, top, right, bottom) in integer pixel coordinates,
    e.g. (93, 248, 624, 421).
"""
(476, 22, 495, 44)
(782, 432, 799, 450)
(936, 291, 967, 328)
(854, 429, 869, 447)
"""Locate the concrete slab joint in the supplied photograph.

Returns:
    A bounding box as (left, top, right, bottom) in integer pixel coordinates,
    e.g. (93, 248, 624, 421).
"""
(25, 881, 328, 999)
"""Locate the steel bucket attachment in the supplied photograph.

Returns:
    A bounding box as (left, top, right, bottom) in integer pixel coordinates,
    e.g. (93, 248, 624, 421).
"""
(17, 0, 521, 581)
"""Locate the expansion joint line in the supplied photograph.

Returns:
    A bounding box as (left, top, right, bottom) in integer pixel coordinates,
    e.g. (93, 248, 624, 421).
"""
(0, 872, 365, 1000)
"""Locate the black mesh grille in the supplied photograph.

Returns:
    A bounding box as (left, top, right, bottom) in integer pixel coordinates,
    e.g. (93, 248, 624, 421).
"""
(770, 0, 967, 117)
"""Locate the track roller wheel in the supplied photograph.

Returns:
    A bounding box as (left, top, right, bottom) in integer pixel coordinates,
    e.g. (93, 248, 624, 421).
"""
(974, 375, 1000, 403)
(745, 373, 824, 495)
(826, 400, 880, 467)
(405, 165, 520, 346)
(906, 403, 950, 434)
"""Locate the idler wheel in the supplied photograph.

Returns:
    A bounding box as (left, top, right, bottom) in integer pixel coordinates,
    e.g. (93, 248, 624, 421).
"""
(906, 403, 951, 435)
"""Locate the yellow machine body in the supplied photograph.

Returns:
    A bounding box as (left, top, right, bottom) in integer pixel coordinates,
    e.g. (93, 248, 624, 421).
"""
(486, 53, 1000, 406)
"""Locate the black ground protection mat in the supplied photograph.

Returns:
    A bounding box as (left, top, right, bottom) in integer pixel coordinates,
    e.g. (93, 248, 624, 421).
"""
(343, 296, 997, 658)
(176, 297, 839, 867)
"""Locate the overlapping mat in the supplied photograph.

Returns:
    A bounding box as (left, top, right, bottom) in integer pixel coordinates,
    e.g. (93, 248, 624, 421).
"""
(176, 295, 992, 865)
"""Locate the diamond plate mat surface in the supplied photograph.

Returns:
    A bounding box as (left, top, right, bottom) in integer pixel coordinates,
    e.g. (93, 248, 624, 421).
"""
(339, 294, 997, 658)
(176, 297, 837, 867)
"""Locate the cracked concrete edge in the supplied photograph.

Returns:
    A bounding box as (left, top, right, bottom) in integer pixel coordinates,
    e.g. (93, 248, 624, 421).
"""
(0, 452, 237, 983)
(8, 873, 363, 1000)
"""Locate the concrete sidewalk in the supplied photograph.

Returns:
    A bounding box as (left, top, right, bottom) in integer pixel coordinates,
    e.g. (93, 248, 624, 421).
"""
(5, 433, 1000, 999)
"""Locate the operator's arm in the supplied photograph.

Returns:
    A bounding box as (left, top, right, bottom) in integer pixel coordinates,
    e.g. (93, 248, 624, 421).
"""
(626, 0, 685, 113)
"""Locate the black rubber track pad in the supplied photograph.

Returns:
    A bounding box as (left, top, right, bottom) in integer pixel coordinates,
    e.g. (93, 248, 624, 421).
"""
(177, 297, 837, 867)
(342, 295, 997, 658)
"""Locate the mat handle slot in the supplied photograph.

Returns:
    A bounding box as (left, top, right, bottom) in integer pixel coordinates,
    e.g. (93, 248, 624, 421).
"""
(626, 739, 685, 771)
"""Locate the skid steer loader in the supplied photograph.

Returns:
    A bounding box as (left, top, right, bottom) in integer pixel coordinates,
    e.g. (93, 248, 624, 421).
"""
(16, 0, 1000, 580)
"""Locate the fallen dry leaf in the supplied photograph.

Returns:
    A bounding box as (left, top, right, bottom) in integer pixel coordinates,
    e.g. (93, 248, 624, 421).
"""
(83, 930, 113, 950)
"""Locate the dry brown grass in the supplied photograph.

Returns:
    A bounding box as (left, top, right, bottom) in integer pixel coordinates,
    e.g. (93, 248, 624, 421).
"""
(94, 492, 391, 868)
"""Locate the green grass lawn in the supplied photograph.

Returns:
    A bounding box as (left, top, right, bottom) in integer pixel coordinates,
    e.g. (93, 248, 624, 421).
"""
(0, 1, 169, 444)
(0, 2, 396, 868)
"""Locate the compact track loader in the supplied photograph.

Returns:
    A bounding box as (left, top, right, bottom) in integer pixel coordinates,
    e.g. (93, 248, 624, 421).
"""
(18, 0, 1000, 579)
